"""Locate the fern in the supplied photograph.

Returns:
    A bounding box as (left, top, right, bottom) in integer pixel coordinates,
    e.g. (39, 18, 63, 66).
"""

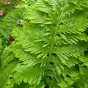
(0, 0, 88, 88)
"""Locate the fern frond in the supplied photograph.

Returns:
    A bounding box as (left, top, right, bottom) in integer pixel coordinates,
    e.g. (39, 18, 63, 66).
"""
(1, 0, 88, 88)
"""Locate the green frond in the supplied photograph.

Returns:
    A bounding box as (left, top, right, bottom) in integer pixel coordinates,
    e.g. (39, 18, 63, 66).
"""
(0, 0, 88, 88)
(0, 8, 23, 39)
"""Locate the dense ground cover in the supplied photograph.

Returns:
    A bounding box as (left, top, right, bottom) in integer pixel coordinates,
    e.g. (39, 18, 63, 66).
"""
(0, 0, 88, 88)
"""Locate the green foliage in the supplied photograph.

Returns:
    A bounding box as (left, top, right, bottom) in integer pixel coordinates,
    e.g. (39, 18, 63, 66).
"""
(0, 0, 88, 88)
